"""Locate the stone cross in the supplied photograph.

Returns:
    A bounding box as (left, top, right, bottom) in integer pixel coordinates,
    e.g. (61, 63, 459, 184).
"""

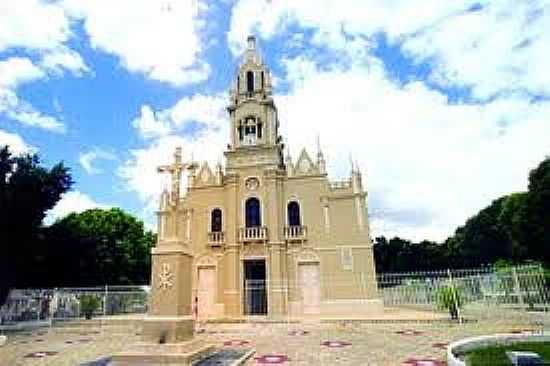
(157, 147, 187, 205)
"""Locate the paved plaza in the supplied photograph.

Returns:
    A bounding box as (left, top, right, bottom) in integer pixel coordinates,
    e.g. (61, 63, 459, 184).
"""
(1, 311, 547, 366)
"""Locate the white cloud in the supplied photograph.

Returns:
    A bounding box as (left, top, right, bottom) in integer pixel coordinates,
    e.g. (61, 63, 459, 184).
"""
(0, 56, 89, 134)
(120, 130, 227, 209)
(0, 58, 64, 132)
(79, 148, 117, 175)
(228, 0, 550, 99)
(0, 0, 71, 52)
(44, 190, 110, 225)
(227, 0, 473, 54)
(0, 129, 35, 154)
(0, 88, 65, 133)
(40, 46, 90, 75)
(63, 0, 211, 86)
(131, 105, 172, 140)
(121, 93, 228, 226)
(0, 57, 45, 88)
(132, 94, 226, 139)
(226, 0, 550, 240)
(401, 0, 550, 99)
(169, 94, 227, 128)
(276, 55, 550, 241)
(0, 1, 91, 134)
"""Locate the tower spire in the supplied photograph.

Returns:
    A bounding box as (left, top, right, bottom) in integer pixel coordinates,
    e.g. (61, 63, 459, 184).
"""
(317, 134, 326, 174)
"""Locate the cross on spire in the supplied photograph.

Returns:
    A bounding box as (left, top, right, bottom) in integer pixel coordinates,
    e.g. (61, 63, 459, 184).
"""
(157, 147, 188, 205)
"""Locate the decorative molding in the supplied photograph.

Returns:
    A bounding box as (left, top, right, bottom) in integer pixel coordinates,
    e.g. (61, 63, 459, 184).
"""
(245, 176, 260, 191)
(158, 263, 174, 290)
(297, 248, 320, 263)
(195, 254, 217, 267)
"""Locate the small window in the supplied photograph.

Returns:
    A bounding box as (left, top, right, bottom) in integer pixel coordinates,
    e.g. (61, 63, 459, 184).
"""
(211, 208, 222, 232)
(287, 201, 301, 226)
(261, 72, 264, 89)
(246, 71, 254, 93)
(257, 122, 262, 139)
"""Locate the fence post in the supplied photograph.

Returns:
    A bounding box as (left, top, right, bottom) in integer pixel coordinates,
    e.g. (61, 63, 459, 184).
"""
(103, 285, 108, 318)
(447, 269, 462, 325)
(512, 267, 524, 307)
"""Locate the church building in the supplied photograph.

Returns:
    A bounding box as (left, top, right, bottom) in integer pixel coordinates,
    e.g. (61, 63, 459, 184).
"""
(150, 36, 381, 320)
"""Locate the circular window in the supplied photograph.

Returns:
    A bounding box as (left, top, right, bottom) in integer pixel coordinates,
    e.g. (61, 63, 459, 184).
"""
(245, 177, 260, 191)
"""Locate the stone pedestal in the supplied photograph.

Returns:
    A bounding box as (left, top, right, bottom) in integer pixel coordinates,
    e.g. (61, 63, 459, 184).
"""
(141, 316, 194, 344)
(145, 244, 194, 342)
(113, 241, 214, 364)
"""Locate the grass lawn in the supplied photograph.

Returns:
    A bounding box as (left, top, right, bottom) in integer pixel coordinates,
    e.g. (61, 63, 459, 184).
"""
(466, 342, 550, 365)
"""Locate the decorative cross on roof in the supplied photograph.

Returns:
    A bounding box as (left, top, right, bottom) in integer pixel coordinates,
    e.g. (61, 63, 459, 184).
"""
(157, 147, 195, 205)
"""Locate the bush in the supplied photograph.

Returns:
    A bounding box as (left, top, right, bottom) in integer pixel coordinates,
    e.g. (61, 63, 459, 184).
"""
(80, 294, 101, 320)
(437, 284, 463, 320)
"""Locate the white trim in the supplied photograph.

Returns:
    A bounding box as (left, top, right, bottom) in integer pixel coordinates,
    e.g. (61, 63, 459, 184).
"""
(323, 205, 330, 233)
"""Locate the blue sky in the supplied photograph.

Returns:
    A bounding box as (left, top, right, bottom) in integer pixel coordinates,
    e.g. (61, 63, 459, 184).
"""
(1, 0, 549, 240)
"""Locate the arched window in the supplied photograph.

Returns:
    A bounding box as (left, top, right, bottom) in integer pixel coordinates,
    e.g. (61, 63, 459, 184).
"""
(245, 197, 261, 227)
(287, 201, 301, 226)
(246, 71, 254, 93)
(211, 208, 222, 232)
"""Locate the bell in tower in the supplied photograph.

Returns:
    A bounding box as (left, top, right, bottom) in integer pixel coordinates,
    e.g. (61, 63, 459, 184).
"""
(225, 36, 284, 171)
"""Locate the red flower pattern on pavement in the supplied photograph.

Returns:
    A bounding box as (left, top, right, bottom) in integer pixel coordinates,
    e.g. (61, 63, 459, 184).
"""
(254, 354, 290, 364)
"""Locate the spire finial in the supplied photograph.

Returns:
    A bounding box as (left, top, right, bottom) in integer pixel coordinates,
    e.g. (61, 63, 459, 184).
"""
(349, 152, 354, 173)
(316, 133, 321, 153)
(247, 35, 256, 50)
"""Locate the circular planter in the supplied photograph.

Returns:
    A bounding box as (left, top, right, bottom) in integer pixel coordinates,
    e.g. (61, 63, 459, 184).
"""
(447, 334, 550, 366)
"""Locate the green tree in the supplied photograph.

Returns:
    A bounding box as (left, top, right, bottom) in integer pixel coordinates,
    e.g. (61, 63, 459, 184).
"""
(0, 146, 72, 305)
(498, 192, 528, 261)
(47, 208, 155, 286)
(520, 157, 550, 264)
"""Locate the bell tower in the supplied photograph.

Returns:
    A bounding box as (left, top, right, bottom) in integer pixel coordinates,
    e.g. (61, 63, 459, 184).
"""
(225, 36, 283, 172)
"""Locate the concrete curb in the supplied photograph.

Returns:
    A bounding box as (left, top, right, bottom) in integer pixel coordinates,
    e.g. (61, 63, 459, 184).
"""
(447, 333, 550, 366)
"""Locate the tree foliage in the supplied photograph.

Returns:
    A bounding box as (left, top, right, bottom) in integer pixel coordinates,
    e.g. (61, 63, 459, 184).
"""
(0, 146, 72, 304)
(374, 157, 550, 272)
(0, 145, 155, 307)
(44, 208, 155, 287)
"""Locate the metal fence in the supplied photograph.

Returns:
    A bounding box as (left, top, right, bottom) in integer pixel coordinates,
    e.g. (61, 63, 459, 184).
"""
(376, 264, 550, 328)
(1, 265, 548, 330)
(0, 285, 150, 330)
(377, 265, 549, 308)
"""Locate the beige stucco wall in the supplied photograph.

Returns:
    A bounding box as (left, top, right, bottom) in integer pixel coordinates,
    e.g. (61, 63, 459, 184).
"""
(151, 36, 381, 320)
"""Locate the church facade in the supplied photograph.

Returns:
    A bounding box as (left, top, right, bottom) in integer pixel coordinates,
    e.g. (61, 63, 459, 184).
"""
(151, 37, 381, 320)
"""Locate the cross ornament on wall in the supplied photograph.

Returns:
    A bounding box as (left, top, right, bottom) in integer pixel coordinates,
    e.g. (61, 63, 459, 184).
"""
(158, 263, 173, 290)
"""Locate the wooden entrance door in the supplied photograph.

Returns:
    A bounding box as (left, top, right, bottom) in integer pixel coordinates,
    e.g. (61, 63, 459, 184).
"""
(197, 267, 215, 319)
(299, 263, 321, 314)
